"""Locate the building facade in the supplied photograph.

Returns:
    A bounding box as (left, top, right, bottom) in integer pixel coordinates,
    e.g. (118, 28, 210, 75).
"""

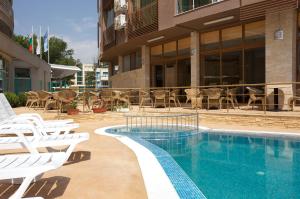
(74, 64, 96, 88)
(0, 0, 51, 93)
(98, 0, 300, 108)
(96, 66, 109, 88)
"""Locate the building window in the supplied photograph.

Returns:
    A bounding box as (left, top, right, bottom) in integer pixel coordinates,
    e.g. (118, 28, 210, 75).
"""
(0, 56, 8, 92)
(14, 68, 31, 94)
(123, 50, 142, 72)
(200, 20, 265, 86)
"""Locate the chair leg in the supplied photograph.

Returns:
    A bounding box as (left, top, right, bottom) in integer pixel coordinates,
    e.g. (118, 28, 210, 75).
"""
(9, 175, 35, 199)
(177, 99, 181, 107)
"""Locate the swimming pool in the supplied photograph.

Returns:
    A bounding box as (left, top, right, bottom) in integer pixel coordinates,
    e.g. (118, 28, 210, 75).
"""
(106, 127, 300, 199)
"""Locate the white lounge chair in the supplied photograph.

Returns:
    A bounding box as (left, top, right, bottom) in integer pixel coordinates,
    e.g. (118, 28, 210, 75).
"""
(0, 93, 79, 135)
(0, 123, 89, 159)
(0, 152, 66, 199)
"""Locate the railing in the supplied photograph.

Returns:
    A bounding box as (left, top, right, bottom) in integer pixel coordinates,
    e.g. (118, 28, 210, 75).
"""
(176, 0, 224, 14)
(0, 0, 13, 18)
(124, 112, 199, 132)
(46, 82, 300, 118)
(102, 25, 115, 49)
(127, 0, 158, 39)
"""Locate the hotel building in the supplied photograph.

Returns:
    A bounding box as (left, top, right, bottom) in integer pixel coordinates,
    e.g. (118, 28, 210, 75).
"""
(0, 0, 51, 93)
(98, 0, 299, 108)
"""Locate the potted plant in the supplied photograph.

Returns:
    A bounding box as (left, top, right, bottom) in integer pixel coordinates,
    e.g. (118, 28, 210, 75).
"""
(67, 101, 79, 115)
(92, 106, 107, 113)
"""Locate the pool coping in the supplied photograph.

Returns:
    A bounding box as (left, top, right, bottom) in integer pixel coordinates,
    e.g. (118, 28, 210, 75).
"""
(95, 125, 180, 199)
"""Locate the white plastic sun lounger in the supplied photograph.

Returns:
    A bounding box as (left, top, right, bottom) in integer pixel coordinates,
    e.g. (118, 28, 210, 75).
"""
(0, 152, 66, 199)
(0, 93, 75, 126)
(0, 123, 89, 159)
(0, 94, 79, 135)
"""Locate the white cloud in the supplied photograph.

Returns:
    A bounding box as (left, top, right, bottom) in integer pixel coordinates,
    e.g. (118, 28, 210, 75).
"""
(67, 17, 97, 33)
(61, 36, 98, 64)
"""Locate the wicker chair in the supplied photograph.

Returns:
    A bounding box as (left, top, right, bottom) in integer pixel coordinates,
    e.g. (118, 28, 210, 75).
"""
(246, 87, 265, 110)
(57, 90, 78, 113)
(184, 88, 201, 104)
(100, 90, 114, 110)
(139, 90, 153, 108)
(113, 90, 131, 109)
(153, 90, 167, 108)
(28, 91, 40, 108)
(220, 88, 239, 109)
(169, 89, 181, 107)
(37, 90, 52, 108)
(205, 88, 223, 109)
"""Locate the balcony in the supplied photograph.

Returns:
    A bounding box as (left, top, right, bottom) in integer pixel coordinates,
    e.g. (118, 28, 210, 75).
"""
(102, 25, 116, 50)
(0, 0, 13, 18)
(127, 0, 158, 39)
(176, 0, 224, 14)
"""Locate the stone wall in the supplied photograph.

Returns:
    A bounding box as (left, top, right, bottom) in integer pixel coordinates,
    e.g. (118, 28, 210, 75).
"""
(110, 68, 144, 88)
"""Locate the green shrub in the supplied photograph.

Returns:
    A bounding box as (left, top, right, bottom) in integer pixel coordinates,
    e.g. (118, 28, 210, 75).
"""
(18, 93, 27, 107)
(4, 92, 19, 108)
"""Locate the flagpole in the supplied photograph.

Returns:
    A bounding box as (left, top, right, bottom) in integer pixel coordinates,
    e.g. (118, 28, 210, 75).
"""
(40, 26, 42, 59)
(31, 26, 34, 54)
(48, 26, 50, 64)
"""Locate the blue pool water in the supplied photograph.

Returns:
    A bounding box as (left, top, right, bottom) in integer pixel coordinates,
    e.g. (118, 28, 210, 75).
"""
(106, 127, 300, 199)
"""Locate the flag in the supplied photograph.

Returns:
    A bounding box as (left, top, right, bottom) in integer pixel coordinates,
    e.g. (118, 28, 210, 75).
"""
(36, 36, 41, 55)
(43, 31, 48, 52)
(29, 34, 33, 53)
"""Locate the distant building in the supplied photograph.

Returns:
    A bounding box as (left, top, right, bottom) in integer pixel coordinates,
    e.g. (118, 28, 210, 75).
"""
(96, 66, 109, 88)
(0, 0, 51, 93)
(74, 64, 95, 88)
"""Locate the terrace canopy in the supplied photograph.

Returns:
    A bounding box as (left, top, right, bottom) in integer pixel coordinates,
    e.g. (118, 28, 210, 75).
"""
(51, 64, 80, 79)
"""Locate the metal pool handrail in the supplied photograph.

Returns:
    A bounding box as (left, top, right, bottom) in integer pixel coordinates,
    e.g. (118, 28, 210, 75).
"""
(124, 112, 199, 132)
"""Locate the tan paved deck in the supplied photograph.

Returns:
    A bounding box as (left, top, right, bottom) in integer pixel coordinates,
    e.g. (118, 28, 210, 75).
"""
(1, 106, 300, 198)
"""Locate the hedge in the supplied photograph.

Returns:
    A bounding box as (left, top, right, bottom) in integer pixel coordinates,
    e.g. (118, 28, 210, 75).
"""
(4, 92, 27, 108)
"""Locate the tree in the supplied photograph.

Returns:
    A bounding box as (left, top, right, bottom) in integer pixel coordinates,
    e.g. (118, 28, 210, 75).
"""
(13, 34, 77, 66)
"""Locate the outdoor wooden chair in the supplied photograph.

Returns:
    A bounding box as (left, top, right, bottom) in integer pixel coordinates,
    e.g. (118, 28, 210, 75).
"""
(44, 92, 59, 111)
(205, 88, 223, 109)
(83, 91, 102, 110)
(113, 90, 131, 109)
(246, 87, 265, 110)
(139, 90, 153, 108)
(100, 90, 114, 110)
(28, 91, 40, 108)
(57, 89, 78, 113)
(153, 90, 167, 108)
(184, 88, 201, 104)
(25, 92, 35, 107)
(37, 90, 52, 108)
(169, 89, 181, 107)
(220, 88, 239, 109)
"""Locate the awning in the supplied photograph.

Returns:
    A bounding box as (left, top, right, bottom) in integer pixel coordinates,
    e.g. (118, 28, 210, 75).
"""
(51, 64, 81, 79)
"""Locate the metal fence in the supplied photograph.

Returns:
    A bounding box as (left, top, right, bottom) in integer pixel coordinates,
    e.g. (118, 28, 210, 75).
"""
(124, 112, 199, 132)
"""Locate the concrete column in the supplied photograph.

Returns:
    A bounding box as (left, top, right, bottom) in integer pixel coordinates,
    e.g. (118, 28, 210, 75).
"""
(142, 45, 150, 88)
(7, 62, 14, 92)
(118, 55, 123, 74)
(265, 9, 297, 110)
(191, 31, 200, 87)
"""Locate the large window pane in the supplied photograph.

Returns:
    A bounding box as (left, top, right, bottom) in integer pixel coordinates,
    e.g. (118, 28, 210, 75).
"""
(164, 41, 177, 58)
(177, 0, 193, 13)
(202, 54, 221, 85)
(222, 51, 242, 85)
(244, 48, 265, 84)
(15, 68, 30, 78)
(201, 31, 219, 51)
(222, 26, 242, 48)
(178, 37, 190, 56)
(123, 55, 131, 72)
(245, 21, 265, 45)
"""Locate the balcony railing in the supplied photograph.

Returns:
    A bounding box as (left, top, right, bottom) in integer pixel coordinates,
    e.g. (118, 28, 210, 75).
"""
(127, 0, 158, 39)
(0, 0, 13, 18)
(102, 25, 116, 49)
(176, 0, 224, 14)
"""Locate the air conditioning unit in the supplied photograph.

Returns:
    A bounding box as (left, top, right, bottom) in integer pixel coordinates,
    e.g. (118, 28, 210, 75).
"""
(114, 14, 126, 30)
(114, 0, 128, 12)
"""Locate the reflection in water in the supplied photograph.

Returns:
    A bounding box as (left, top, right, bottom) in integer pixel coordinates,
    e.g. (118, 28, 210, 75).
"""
(107, 127, 300, 199)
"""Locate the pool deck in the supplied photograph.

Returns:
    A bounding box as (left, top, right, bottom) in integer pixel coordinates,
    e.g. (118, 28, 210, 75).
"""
(1, 106, 300, 198)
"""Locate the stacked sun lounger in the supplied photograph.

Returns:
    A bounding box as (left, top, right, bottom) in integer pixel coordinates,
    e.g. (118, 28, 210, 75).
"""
(0, 93, 89, 199)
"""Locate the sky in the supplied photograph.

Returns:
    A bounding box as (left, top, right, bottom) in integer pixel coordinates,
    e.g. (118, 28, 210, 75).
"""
(13, 0, 98, 64)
